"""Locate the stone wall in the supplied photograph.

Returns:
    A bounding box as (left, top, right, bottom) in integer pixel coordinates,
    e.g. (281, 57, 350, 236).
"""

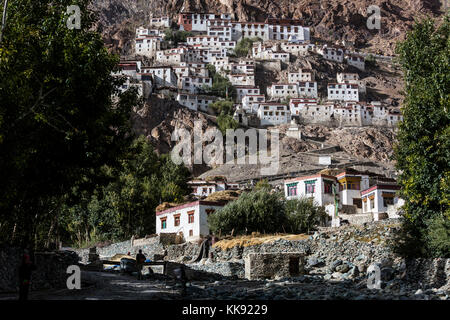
(212, 239, 311, 262)
(403, 258, 450, 289)
(165, 241, 201, 262)
(66, 220, 449, 289)
(340, 213, 373, 225)
(245, 252, 306, 280)
(72, 236, 167, 264)
(32, 251, 80, 290)
(0, 248, 79, 293)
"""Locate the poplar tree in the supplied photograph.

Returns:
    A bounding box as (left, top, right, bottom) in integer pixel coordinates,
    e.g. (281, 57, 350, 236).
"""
(394, 15, 450, 257)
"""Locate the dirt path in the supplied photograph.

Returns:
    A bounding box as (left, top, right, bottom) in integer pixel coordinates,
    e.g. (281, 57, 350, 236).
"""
(1, 269, 446, 300)
(0, 271, 182, 300)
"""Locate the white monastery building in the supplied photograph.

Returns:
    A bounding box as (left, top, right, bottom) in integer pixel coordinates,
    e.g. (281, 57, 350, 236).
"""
(156, 200, 225, 241)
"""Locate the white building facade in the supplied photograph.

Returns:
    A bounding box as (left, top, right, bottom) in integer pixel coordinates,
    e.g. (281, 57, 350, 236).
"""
(156, 201, 225, 241)
(257, 103, 291, 126)
(269, 83, 299, 99)
(361, 184, 401, 221)
(327, 83, 359, 102)
(140, 66, 177, 87)
(284, 174, 337, 207)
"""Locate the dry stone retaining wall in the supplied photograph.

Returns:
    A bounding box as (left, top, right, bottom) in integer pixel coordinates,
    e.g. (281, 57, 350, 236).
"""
(0, 248, 79, 293)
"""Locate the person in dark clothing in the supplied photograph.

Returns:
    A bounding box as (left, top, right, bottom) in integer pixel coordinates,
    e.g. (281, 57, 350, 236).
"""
(18, 251, 36, 300)
(174, 264, 187, 297)
(179, 264, 187, 297)
(135, 250, 146, 280)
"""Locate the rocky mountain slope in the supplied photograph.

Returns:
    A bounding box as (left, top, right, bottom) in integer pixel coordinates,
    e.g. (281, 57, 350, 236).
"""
(93, 0, 446, 55)
(93, 0, 445, 179)
(134, 96, 397, 181)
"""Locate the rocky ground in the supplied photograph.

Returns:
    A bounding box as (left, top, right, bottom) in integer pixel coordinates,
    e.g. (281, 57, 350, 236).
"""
(0, 266, 447, 300)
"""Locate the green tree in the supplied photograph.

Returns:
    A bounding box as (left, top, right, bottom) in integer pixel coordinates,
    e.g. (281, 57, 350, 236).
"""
(234, 37, 262, 57)
(58, 136, 191, 247)
(201, 64, 236, 99)
(217, 112, 239, 135)
(285, 198, 328, 234)
(254, 179, 271, 191)
(158, 153, 191, 203)
(210, 100, 234, 116)
(208, 189, 287, 235)
(163, 29, 193, 46)
(394, 15, 450, 257)
(0, 0, 137, 248)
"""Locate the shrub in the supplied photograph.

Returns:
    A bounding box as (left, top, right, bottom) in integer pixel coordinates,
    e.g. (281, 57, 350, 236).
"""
(210, 100, 234, 116)
(201, 65, 236, 99)
(254, 179, 271, 191)
(234, 37, 262, 57)
(426, 215, 450, 257)
(285, 198, 328, 234)
(365, 54, 378, 68)
(164, 29, 193, 46)
(208, 189, 287, 235)
(217, 112, 239, 135)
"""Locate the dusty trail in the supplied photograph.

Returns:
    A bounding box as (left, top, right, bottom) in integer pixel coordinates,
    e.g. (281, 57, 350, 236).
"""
(1, 269, 445, 300)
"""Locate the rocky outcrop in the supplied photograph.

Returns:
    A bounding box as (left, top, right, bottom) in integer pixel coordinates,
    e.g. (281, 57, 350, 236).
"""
(132, 97, 217, 155)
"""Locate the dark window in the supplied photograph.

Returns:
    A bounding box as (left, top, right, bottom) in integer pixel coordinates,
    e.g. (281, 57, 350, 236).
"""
(174, 215, 180, 227)
(188, 211, 195, 223)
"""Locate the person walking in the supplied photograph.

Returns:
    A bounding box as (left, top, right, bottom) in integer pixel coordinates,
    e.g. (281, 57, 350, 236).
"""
(18, 250, 36, 300)
(135, 250, 146, 280)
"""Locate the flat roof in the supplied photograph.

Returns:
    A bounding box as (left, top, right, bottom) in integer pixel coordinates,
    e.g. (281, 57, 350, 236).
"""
(156, 200, 226, 216)
(285, 174, 337, 183)
(361, 184, 400, 196)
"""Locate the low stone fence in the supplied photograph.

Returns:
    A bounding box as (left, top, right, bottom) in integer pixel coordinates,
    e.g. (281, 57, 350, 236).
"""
(403, 258, 450, 289)
(165, 261, 224, 281)
(165, 241, 201, 262)
(212, 239, 311, 262)
(340, 213, 374, 225)
(188, 262, 245, 279)
(72, 236, 167, 264)
(0, 247, 79, 293)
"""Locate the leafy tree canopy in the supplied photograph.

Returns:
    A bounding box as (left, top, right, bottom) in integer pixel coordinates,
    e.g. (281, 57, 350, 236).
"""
(234, 37, 262, 57)
(394, 15, 450, 257)
(208, 189, 287, 235)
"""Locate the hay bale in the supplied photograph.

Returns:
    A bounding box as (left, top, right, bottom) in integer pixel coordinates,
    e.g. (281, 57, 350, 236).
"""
(318, 168, 342, 176)
(156, 202, 179, 212)
(204, 190, 241, 202)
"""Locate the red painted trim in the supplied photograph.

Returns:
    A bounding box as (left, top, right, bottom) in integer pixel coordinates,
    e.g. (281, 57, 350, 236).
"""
(156, 200, 226, 216)
(285, 174, 337, 183)
(360, 184, 400, 196)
